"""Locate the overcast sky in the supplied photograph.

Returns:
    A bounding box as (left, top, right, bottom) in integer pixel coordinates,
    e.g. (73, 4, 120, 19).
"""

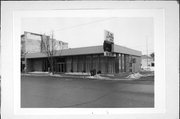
(21, 17, 154, 55)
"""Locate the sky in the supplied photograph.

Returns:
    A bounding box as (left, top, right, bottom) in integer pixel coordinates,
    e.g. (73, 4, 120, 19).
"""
(21, 17, 154, 55)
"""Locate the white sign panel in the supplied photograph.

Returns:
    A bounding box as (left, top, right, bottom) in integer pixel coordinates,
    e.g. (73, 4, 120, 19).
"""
(104, 30, 114, 42)
(104, 51, 116, 57)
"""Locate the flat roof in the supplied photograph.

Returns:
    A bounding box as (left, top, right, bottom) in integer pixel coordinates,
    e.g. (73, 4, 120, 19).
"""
(25, 44, 141, 59)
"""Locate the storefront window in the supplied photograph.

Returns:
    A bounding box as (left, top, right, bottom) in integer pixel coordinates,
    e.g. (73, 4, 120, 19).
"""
(122, 54, 124, 72)
(119, 54, 121, 72)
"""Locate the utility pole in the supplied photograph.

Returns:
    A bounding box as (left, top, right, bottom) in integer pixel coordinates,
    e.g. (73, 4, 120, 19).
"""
(51, 30, 54, 74)
(146, 36, 148, 69)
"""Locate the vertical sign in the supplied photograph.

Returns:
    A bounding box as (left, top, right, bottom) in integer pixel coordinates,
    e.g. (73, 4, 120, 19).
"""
(103, 30, 115, 57)
(104, 30, 114, 43)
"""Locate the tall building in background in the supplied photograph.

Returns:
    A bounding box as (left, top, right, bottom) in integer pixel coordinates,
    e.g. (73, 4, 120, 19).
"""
(21, 31, 68, 54)
(21, 32, 42, 54)
(21, 31, 68, 72)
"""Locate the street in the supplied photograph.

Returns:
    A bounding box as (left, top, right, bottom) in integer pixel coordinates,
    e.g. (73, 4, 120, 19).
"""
(21, 75, 154, 108)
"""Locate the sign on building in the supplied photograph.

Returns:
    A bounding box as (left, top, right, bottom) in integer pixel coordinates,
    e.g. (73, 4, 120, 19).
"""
(103, 30, 114, 55)
(104, 30, 114, 43)
(104, 51, 116, 57)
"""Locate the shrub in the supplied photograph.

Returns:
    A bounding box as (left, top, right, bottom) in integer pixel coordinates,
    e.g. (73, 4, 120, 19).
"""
(97, 70, 101, 74)
(90, 69, 96, 76)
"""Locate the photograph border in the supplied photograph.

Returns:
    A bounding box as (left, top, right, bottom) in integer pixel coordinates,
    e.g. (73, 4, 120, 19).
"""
(14, 9, 164, 115)
(1, 1, 179, 119)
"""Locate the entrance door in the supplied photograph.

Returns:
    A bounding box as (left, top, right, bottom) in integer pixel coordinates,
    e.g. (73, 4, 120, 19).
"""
(57, 63, 65, 72)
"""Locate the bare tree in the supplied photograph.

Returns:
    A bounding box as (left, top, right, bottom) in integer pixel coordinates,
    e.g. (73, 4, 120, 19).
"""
(150, 52, 154, 60)
(21, 35, 29, 73)
(41, 31, 57, 74)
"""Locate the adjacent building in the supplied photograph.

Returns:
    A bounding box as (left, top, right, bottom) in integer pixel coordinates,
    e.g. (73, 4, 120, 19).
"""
(141, 55, 154, 71)
(21, 31, 68, 72)
(21, 31, 68, 54)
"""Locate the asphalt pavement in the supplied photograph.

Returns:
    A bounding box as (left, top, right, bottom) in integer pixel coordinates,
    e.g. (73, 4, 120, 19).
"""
(21, 75, 154, 108)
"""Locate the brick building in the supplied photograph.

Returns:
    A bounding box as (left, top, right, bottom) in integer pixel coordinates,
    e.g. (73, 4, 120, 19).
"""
(21, 31, 68, 54)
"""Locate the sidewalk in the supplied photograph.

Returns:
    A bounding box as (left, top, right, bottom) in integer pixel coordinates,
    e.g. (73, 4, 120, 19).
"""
(21, 71, 154, 81)
(21, 72, 122, 80)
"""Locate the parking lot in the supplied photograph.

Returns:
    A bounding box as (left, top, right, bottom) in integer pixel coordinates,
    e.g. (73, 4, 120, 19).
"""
(21, 75, 154, 108)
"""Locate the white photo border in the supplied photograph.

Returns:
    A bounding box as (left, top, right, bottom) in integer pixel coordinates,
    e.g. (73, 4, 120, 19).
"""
(13, 9, 165, 115)
(2, 1, 179, 119)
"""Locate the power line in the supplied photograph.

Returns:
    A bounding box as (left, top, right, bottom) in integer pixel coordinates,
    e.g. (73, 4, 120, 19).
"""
(52, 18, 116, 32)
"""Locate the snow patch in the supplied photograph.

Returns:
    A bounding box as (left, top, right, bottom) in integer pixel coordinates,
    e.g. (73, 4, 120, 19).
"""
(29, 71, 49, 74)
(65, 72, 90, 75)
(126, 73, 143, 79)
(87, 74, 109, 80)
(126, 72, 154, 79)
(50, 74, 62, 77)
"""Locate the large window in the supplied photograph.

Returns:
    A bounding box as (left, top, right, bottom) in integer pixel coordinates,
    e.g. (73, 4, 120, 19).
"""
(86, 56, 91, 73)
(122, 54, 124, 72)
(119, 54, 121, 72)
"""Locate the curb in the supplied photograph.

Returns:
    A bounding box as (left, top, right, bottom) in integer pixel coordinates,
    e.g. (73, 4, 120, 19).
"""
(21, 73, 154, 81)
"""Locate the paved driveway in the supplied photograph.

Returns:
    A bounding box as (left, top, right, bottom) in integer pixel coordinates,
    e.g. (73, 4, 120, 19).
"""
(21, 76, 154, 108)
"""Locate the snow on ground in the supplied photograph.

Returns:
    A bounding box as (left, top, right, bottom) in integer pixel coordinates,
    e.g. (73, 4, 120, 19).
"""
(126, 72, 154, 79)
(87, 75, 129, 80)
(29, 71, 49, 74)
(23, 71, 153, 80)
(49, 74, 62, 77)
(87, 75, 109, 80)
(65, 72, 90, 75)
(126, 73, 143, 79)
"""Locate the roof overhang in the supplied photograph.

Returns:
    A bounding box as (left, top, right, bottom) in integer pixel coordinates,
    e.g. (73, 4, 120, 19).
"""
(25, 44, 141, 59)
